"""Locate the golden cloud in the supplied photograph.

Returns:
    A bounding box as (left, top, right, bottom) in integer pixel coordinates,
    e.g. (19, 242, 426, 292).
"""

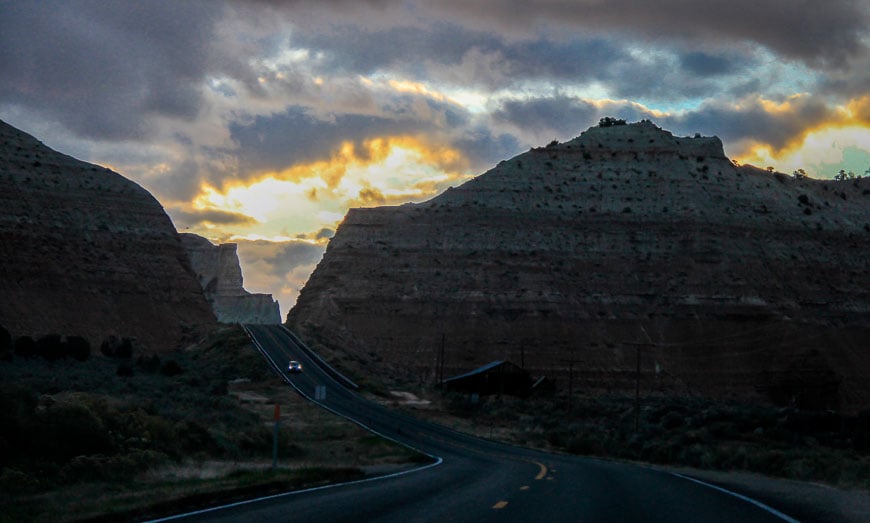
(731, 94, 870, 175)
(187, 134, 473, 239)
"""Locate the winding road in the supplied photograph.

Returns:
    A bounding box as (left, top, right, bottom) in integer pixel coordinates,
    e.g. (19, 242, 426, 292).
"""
(155, 324, 806, 522)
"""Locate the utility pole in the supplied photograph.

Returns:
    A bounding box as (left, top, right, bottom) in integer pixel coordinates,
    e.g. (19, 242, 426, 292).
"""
(438, 333, 445, 387)
(272, 403, 280, 470)
(560, 358, 583, 410)
(625, 342, 654, 433)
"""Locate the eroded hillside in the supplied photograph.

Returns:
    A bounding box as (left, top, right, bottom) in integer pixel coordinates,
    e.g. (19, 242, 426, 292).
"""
(288, 121, 870, 411)
(0, 120, 215, 350)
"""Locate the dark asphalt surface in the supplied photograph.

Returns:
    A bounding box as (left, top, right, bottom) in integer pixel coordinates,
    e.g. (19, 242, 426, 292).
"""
(155, 325, 803, 523)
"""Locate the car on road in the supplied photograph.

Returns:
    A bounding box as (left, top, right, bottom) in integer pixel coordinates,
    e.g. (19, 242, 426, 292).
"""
(288, 360, 303, 373)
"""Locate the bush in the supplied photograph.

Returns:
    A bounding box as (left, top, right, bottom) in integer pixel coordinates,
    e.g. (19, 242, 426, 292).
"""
(36, 402, 114, 461)
(599, 116, 627, 127)
(0, 324, 11, 353)
(65, 336, 91, 361)
(36, 334, 64, 361)
(160, 360, 183, 377)
(14, 336, 36, 358)
(116, 363, 134, 377)
(101, 335, 134, 358)
(137, 353, 161, 373)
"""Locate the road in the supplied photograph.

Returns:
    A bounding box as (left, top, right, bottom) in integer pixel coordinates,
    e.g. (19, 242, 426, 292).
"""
(157, 324, 803, 522)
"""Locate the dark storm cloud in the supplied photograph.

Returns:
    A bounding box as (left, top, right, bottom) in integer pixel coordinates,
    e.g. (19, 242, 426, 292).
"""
(315, 228, 335, 239)
(490, 93, 839, 157)
(238, 239, 325, 278)
(171, 208, 258, 229)
(447, 128, 522, 172)
(224, 87, 475, 176)
(279, 12, 762, 104)
(679, 52, 742, 77)
(291, 22, 634, 91)
(0, 1, 221, 140)
(422, 0, 870, 69)
(664, 96, 837, 151)
(227, 105, 433, 174)
(494, 96, 599, 138)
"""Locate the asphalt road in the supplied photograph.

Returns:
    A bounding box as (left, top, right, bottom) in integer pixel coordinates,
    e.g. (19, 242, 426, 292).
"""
(155, 324, 804, 523)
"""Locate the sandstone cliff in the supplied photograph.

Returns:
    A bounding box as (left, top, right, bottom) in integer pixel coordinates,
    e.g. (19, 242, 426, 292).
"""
(288, 121, 870, 411)
(180, 233, 281, 324)
(0, 120, 215, 350)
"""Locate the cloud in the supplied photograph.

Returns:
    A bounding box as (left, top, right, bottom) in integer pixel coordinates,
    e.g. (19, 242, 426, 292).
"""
(233, 238, 327, 315)
(170, 207, 258, 230)
(224, 87, 472, 177)
(665, 94, 839, 153)
(0, 1, 224, 140)
(419, 0, 870, 69)
(493, 96, 599, 141)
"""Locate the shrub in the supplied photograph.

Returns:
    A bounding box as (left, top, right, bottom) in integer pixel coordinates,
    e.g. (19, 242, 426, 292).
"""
(13, 336, 36, 358)
(65, 336, 91, 361)
(136, 353, 161, 373)
(599, 116, 627, 127)
(36, 402, 114, 461)
(0, 324, 11, 353)
(101, 335, 134, 358)
(36, 334, 64, 361)
(160, 360, 183, 377)
(116, 363, 134, 377)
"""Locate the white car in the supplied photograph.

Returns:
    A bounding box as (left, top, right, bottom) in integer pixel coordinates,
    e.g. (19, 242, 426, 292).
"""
(288, 360, 303, 373)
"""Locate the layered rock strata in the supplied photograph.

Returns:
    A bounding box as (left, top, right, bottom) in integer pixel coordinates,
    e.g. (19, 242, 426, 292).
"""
(180, 234, 281, 324)
(0, 120, 215, 350)
(288, 121, 870, 411)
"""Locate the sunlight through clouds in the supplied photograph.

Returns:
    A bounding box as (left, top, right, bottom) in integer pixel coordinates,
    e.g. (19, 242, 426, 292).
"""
(738, 125, 870, 177)
(188, 135, 472, 241)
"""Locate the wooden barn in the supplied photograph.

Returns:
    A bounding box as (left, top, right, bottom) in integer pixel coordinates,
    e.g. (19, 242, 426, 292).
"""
(442, 360, 532, 397)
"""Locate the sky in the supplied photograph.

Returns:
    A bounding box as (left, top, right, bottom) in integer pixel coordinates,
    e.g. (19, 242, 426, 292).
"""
(2, 0, 870, 317)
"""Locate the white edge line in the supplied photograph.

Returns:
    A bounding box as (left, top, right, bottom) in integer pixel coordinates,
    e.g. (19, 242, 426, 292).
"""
(669, 472, 800, 523)
(146, 326, 443, 523)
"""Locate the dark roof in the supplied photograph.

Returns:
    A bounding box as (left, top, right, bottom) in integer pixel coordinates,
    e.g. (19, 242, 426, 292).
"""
(443, 360, 507, 383)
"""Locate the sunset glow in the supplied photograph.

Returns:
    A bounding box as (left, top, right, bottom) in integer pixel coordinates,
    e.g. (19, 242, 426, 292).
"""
(3, 1, 869, 314)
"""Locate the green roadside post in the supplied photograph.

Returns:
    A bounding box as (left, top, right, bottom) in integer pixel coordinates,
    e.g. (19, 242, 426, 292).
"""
(272, 403, 280, 470)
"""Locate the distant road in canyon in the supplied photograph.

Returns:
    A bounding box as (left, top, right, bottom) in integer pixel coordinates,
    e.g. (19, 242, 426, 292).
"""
(157, 324, 805, 523)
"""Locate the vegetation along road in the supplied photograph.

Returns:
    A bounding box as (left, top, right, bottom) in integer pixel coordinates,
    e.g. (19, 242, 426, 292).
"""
(153, 324, 807, 522)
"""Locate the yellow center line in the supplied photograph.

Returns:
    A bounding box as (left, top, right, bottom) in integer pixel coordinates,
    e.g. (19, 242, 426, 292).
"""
(493, 501, 509, 509)
(520, 485, 530, 490)
(532, 460, 548, 480)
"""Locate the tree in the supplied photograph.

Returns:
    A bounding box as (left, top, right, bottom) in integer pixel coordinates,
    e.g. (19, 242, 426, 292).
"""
(835, 169, 856, 181)
(599, 116, 626, 127)
(793, 169, 807, 179)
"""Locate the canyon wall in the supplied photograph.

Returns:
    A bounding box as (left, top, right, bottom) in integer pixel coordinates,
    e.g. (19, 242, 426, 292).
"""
(181, 233, 281, 324)
(0, 120, 216, 351)
(288, 121, 870, 411)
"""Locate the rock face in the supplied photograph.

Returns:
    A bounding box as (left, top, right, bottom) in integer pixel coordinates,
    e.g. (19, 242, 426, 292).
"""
(180, 234, 281, 324)
(288, 121, 870, 411)
(0, 120, 216, 351)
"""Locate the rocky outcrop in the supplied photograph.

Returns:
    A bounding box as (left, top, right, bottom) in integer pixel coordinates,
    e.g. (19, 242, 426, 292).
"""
(288, 121, 870, 411)
(180, 234, 281, 324)
(0, 120, 216, 350)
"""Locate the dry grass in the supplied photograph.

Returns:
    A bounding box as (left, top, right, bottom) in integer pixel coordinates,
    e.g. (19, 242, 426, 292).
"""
(384, 389, 870, 490)
(0, 325, 422, 522)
